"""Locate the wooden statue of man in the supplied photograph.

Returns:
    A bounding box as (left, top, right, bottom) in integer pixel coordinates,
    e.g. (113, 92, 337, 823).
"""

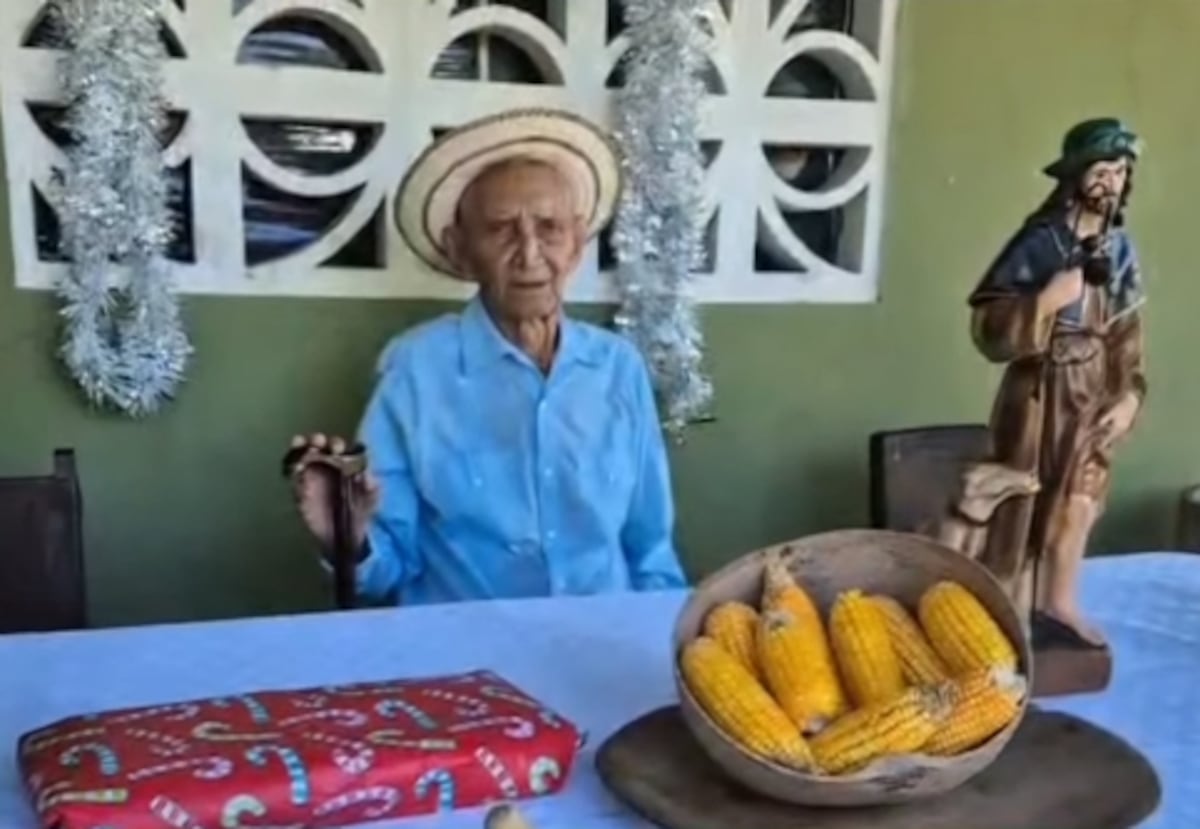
(966, 118, 1147, 650)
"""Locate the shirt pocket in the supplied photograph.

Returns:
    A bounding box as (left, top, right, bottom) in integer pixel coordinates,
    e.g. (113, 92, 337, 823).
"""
(591, 452, 637, 503)
(570, 407, 640, 514)
(419, 444, 530, 535)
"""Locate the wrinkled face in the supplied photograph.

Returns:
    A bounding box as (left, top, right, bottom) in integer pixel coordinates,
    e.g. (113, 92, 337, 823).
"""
(444, 159, 586, 322)
(1078, 157, 1128, 216)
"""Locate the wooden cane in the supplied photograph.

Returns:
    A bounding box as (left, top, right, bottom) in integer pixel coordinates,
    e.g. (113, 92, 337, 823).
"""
(281, 442, 367, 611)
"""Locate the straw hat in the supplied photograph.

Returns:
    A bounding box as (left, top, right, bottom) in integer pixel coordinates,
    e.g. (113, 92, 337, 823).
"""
(394, 108, 624, 278)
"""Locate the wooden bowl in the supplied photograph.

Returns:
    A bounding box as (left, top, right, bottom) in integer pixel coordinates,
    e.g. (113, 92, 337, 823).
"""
(672, 528, 1033, 808)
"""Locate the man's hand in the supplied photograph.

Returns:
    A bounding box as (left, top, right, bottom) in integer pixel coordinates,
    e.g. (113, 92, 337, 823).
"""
(288, 433, 380, 552)
(1078, 233, 1114, 287)
(1078, 232, 1112, 262)
(1039, 267, 1084, 315)
(1096, 392, 1140, 452)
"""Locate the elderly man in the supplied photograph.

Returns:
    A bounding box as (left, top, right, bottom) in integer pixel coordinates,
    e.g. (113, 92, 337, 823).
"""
(288, 108, 688, 605)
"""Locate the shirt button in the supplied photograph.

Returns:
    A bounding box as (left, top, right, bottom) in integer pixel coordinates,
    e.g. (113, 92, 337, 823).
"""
(543, 467, 554, 479)
(511, 541, 538, 556)
(546, 530, 558, 541)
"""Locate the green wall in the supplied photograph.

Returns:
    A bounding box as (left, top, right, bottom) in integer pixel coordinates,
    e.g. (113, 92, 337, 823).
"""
(2, 0, 1197, 627)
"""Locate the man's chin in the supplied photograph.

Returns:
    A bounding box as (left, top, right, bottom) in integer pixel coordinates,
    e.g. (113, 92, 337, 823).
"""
(506, 290, 560, 319)
(1081, 199, 1115, 218)
(511, 281, 552, 294)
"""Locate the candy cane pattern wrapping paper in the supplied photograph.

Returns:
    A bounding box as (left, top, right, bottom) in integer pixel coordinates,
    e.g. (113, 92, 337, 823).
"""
(17, 670, 583, 829)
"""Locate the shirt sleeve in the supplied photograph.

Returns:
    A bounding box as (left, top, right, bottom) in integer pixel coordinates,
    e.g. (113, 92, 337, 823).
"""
(1112, 231, 1147, 317)
(1106, 234, 1147, 407)
(620, 352, 689, 591)
(347, 348, 424, 604)
(968, 225, 1059, 362)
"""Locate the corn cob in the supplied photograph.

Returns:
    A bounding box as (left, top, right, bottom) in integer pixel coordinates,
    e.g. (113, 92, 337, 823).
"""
(810, 685, 952, 774)
(759, 549, 849, 717)
(763, 551, 849, 705)
(761, 548, 823, 632)
(918, 581, 1018, 675)
(923, 666, 1027, 756)
(757, 610, 847, 733)
(679, 636, 816, 770)
(829, 589, 906, 707)
(703, 601, 763, 680)
(871, 595, 951, 686)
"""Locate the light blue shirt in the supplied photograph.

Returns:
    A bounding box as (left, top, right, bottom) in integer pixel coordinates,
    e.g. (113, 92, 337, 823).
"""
(347, 296, 688, 605)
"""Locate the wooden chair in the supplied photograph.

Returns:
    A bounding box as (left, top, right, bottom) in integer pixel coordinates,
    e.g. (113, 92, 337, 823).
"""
(1175, 484, 1200, 552)
(0, 449, 87, 634)
(868, 424, 992, 534)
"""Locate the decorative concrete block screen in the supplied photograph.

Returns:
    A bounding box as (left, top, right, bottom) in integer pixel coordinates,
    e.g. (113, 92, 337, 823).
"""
(0, 0, 898, 303)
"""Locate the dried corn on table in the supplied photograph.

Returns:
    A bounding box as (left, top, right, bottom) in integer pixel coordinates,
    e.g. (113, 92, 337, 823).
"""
(0, 552, 1195, 829)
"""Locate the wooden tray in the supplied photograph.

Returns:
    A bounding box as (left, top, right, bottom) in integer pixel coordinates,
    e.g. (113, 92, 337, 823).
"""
(595, 706, 1160, 829)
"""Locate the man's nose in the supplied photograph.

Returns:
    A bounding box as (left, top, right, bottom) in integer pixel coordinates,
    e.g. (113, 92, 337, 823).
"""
(514, 217, 540, 265)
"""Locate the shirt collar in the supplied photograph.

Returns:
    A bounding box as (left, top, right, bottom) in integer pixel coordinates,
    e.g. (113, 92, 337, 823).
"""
(459, 294, 602, 374)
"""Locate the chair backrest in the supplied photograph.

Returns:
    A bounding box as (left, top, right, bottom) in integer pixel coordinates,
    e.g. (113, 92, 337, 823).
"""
(868, 425, 992, 534)
(0, 449, 86, 634)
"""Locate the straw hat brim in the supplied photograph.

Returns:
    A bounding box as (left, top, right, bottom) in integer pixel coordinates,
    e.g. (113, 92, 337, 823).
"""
(394, 108, 623, 278)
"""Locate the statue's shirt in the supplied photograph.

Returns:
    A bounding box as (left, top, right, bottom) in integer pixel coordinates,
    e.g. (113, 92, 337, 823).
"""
(971, 217, 1145, 328)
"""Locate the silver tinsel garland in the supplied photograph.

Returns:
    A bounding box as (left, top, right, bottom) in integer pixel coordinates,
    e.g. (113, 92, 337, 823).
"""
(51, 0, 191, 417)
(611, 0, 715, 436)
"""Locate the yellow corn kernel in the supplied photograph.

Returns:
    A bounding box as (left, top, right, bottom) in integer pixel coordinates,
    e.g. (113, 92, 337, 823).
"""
(761, 548, 823, 632)
(918, 581, 1018, 675)
(757, 610, 848, 734)
(810, 686, 952, 775)
(829, 590, 906, 707)
(679, 636, 816, 770)
(923, 667, 1027, 756)
(703, 601, 763, 680)
(871, 595, 951, 686)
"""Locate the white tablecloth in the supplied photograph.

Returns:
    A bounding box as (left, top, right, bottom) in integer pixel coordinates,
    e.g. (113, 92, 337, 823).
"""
(3, 552, 1197, 829)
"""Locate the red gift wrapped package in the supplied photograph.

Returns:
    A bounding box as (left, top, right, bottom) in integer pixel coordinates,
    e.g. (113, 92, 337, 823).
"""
(17, 670, 583, 829)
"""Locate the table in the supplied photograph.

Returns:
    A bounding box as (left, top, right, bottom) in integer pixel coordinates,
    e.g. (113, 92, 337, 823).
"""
(2, 552, 1196, 829)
